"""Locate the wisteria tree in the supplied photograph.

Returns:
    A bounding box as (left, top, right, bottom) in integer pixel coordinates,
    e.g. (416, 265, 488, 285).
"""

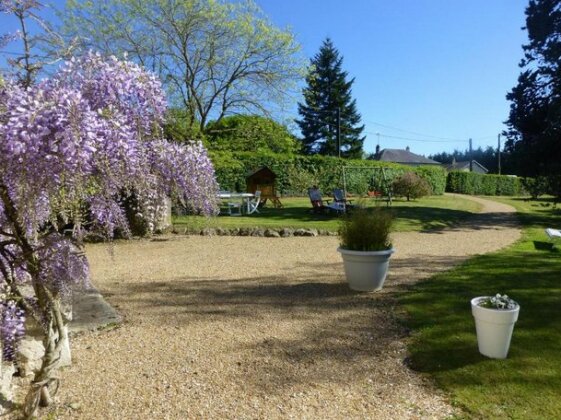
(0, 49, 219, 417)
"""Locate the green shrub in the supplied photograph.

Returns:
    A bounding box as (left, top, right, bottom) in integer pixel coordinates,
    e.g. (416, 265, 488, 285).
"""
(414, 166, 447, 195)
(392, 172, 432, 201)
(208, 151, 247, 192)
(446, 171, 521, 196)
(209, 151, 447, 196)
(495, 175, 520, 195)
(339, 207, 393, 251)
(521, 177, 548, 199)
(285, 165, 317, 195)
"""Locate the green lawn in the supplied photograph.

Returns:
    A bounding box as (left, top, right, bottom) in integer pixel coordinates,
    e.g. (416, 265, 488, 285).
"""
(399, 197, 561, 419)
(173, 194, 482, 233)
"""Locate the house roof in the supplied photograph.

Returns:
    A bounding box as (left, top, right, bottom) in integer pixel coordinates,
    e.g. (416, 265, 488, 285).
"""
(445, 160, 489, 173)
(376, 148, 440, 165)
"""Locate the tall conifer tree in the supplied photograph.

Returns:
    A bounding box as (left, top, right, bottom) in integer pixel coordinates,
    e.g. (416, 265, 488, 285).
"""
(505, 0, 561, 179)
(296, 38, 365, 158)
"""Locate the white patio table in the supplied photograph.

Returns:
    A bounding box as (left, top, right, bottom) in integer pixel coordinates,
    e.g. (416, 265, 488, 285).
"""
(218, 192, 256, 215)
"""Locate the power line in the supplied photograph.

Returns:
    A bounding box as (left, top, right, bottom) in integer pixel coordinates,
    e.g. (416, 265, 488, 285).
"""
(305, 114, 494, 144)
(363, 119, 467, 142)
(365, 131, 466, 144)
(470, 135, 498, 141)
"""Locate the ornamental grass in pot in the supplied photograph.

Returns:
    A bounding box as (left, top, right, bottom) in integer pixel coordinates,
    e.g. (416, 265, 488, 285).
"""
(337, 207, 394, 292)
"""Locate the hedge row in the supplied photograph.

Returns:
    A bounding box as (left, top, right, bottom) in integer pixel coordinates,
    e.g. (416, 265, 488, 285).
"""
(209, 151, 448, 196)
(446, 171, 522, 196)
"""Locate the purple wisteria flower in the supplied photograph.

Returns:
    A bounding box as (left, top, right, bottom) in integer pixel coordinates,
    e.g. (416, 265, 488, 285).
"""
(0, 300, 25, 361)
(0, 51, 219, 362)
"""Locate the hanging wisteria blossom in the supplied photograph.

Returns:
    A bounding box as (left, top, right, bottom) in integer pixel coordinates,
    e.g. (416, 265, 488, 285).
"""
(0, 51, 219, 415)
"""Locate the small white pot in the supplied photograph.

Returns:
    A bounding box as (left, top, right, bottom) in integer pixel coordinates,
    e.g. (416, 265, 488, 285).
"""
(337, 247, 395, 292)
(471, 297, 520, 359)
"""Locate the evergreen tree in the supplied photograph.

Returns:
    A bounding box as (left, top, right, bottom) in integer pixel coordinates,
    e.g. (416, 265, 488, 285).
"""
(504, 0, 561, 179)
(296, 38, 365, 158)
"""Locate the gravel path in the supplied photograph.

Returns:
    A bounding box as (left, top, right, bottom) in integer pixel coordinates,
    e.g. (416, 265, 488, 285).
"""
(47, 195, 520, 419)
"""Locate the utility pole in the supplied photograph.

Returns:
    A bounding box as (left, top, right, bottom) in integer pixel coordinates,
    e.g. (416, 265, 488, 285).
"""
(469, 138, 473, 172)
(336, 107, 341, 158)
(497, 133, 501, 175)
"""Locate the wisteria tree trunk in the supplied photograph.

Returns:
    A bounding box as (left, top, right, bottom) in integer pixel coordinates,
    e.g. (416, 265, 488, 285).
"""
(0, 183, 64, 416)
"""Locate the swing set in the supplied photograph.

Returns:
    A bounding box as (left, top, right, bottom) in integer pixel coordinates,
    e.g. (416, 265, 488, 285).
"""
(339, 165, 393, 206)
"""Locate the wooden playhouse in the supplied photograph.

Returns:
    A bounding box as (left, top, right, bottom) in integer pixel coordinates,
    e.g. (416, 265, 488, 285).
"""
(246, 166, 283, 208)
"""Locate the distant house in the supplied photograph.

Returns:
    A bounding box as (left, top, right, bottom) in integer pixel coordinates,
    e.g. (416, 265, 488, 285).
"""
(445, 159, 489, 174)
(371, 146, 441, 167)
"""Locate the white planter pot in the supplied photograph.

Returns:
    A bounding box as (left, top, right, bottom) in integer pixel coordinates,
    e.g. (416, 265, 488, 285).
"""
(471, 297, 520, 359)
(337, 247, 395, 292)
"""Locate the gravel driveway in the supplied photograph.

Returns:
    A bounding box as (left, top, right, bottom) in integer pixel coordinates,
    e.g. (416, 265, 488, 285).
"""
(49, 195, 520, 419)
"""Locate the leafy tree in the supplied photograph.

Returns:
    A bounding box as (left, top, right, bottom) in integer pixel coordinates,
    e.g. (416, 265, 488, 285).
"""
(521, 176, 549, 198)
(504, 0, 561, 184)
(296, 38, 365, 158)
(59, 0, 304, 133)
(0, 51, 218, 417)
(205, 115, 300, 154)
(163, 108, 206, 144)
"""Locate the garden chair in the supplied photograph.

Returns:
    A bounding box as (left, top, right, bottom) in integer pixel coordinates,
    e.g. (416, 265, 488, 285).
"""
(332, 188, 356, 213)
(308, 186, 326, 213)
(545, 228, 561, 248)
(247, 191, 261, 215)
(308, 187, 348, 215)
(227, 201, 242, 216)
(333, 188, 353, 205)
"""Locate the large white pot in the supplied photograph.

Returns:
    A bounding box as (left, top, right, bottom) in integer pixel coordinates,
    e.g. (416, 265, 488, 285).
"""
(337, 247, 395, 292)
(471, 297, 520, 359)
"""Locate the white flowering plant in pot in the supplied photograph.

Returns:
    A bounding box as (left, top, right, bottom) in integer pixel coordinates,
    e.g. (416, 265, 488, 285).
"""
(471, 293, 520, 359)
(476, 294, 518, 310)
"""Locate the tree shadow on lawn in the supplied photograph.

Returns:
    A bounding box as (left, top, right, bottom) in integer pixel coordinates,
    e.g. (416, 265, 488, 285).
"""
(517, 210, 561, 229)
(398, 250, 561, 393)
(533, 241, 558, 252)
(213, 205, 480, 232)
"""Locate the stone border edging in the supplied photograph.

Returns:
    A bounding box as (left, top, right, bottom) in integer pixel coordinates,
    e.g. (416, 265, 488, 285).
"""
(178, 227, 339, 238)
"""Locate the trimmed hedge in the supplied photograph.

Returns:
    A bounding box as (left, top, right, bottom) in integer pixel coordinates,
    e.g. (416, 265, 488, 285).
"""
(446, 171, 522, 196)
(209, 151, 447, 196)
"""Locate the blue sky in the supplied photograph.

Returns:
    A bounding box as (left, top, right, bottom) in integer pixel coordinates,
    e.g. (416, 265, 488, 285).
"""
(1, 0, 529, 157)
(256, 0, 529, 156)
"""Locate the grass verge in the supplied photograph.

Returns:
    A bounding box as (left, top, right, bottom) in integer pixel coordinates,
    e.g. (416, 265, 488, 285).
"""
(399, 197, 561, 418)
(173, 194, 481, 233)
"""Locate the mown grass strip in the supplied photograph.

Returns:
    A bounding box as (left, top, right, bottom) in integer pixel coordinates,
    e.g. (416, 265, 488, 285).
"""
(399, 197, 561, 419)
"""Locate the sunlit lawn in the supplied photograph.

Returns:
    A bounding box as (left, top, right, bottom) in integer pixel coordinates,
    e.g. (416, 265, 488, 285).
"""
(400, 196, 561, 419)
(173, 194, 482, 233)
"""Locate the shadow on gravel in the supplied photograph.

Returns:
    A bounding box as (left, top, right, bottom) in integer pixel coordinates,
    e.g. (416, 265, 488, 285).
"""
(103, 273, 411, 392)
(413, 211, 519, 235)
(89, 252, 481, 394)
(447, 211, 519, 231)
